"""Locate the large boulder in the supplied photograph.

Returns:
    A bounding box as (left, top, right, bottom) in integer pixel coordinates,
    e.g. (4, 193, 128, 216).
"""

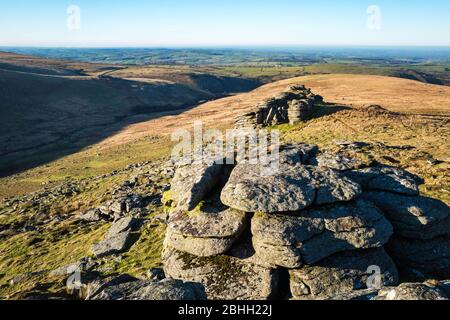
(221, 163, 361, 213)
(171, 162, 224, 211)
(251, 199, 394, 267)
(289, 248, 398, 300)
(89, 278, 207, 300)
(362, 192, 450, 240)
(374, 282, 448, 300)
(344, 165, 423, 196)
(386, 235, 450, 281)
(221, 163, 315, 213)
(162, 246, 280, 300)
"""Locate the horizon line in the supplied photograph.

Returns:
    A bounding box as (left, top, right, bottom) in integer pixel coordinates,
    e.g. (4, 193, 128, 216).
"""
(2, 44, 450, 49)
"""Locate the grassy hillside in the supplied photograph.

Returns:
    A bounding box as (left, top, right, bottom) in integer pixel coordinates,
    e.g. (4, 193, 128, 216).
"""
(1, 73, 449, 300)
(0, 73, 449, 299)
(217, 63, 450, 85)
(0, 53, 260, 177)
(1, 73, 449, 198)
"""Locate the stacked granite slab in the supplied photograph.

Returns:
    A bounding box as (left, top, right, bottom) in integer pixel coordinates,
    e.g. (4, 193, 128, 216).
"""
(288, 99, 312, 125)
(162, 143, 450, 300)
(234, 85, 322, 129)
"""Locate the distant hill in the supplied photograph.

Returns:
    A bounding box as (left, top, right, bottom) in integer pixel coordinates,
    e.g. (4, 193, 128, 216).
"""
(0, 52, 259, 176)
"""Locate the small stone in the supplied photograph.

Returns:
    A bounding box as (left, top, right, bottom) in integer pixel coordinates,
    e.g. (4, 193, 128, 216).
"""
(168, 202, 248, 239)
(279, 143, 319, 165)
(10, 271, 45, 286)
(147, 268, 165, 281)
(165, 228, 236, 257)
(50, 262, 82, 278)
(309, 152, 362, 171)
(309, 166, 362, 205)
(77, 209, 105, 222)
(106, 217, 136, 238)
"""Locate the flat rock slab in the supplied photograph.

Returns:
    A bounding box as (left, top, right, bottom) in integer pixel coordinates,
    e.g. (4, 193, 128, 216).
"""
(162, 246, 280, 300)
(107, 217, 136, 238)
(344, 165, 423, 196)
(89, 279, 206, 300)
(168, 200, 248, 239)
(374, 282, 448, 300)
(386, 235, 450, 281)
(77, 209, 107, 222)
(171, 162, 224, 211)
(92, 230, 133, 258)
(221, 163, 361, 213)
(165, 228, 237, 257)
(166, 195, 249, 257)
(362, 192, 450, 240)
(252, 199, 393, 266)
(91, 217, 138, 257)
(221, 163, 315, 213)
(290, 248, 398, 300)
(309, 152, 363, 171)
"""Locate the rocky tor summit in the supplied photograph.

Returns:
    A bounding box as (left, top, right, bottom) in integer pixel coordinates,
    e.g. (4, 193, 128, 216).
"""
(159, 136, 450, 299)
(159, 146, 450, 299)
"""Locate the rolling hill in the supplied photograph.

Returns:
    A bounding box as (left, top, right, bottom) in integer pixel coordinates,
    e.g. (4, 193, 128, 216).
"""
(0, 52, 259, 176)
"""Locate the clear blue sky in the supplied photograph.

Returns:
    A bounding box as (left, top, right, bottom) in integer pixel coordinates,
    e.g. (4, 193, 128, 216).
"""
(1, 0, 449, 47)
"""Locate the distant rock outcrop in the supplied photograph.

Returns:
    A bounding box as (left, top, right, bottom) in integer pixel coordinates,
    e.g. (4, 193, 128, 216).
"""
(234, 85, 323, 129)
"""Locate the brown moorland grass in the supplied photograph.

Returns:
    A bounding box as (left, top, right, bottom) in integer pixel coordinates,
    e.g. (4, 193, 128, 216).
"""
(96, 74, 450, 149)
(0, 74, 448, 200)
